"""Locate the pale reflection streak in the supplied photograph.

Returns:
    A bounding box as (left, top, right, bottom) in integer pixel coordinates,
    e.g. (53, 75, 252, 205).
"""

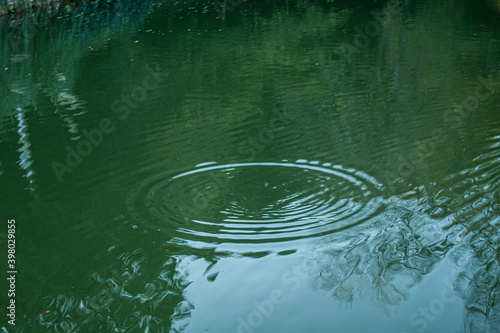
(15, 107, 36, 191)
(51, 72, 88, 140)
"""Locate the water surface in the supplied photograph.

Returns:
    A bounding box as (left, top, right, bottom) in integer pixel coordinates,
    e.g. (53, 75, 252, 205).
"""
(1, 0, 500, 332)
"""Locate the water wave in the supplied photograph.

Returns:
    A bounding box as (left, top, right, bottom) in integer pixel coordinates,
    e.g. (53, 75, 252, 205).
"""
(126, 160, 387, 252)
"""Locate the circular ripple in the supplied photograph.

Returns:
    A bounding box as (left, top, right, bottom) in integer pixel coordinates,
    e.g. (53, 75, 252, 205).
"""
(126, 161, 386, 250)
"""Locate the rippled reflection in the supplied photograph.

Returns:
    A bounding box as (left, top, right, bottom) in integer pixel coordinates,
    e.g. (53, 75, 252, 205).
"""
(126, 160, 386, 252)
(307, 199, 453, 316)
(29, 246, 193, 332)
(443, 132, 500, 332)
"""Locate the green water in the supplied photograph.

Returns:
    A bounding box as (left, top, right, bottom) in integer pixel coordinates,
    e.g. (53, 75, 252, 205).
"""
(1, 0, 500, 332)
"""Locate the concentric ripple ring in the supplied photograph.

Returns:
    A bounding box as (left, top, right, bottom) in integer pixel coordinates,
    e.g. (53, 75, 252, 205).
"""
(126, 160, 387, 250)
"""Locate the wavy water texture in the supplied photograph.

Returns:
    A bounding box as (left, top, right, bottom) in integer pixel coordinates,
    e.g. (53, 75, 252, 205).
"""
(1, 0, 499, 332)
(27, 247, 192, 332)
(307, 198, 455, 317)
(126, 160, 387, 252)
(440, 133, 500, 333)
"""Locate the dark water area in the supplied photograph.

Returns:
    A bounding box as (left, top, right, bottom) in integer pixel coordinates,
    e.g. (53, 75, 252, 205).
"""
(1, 0, 500, 332)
